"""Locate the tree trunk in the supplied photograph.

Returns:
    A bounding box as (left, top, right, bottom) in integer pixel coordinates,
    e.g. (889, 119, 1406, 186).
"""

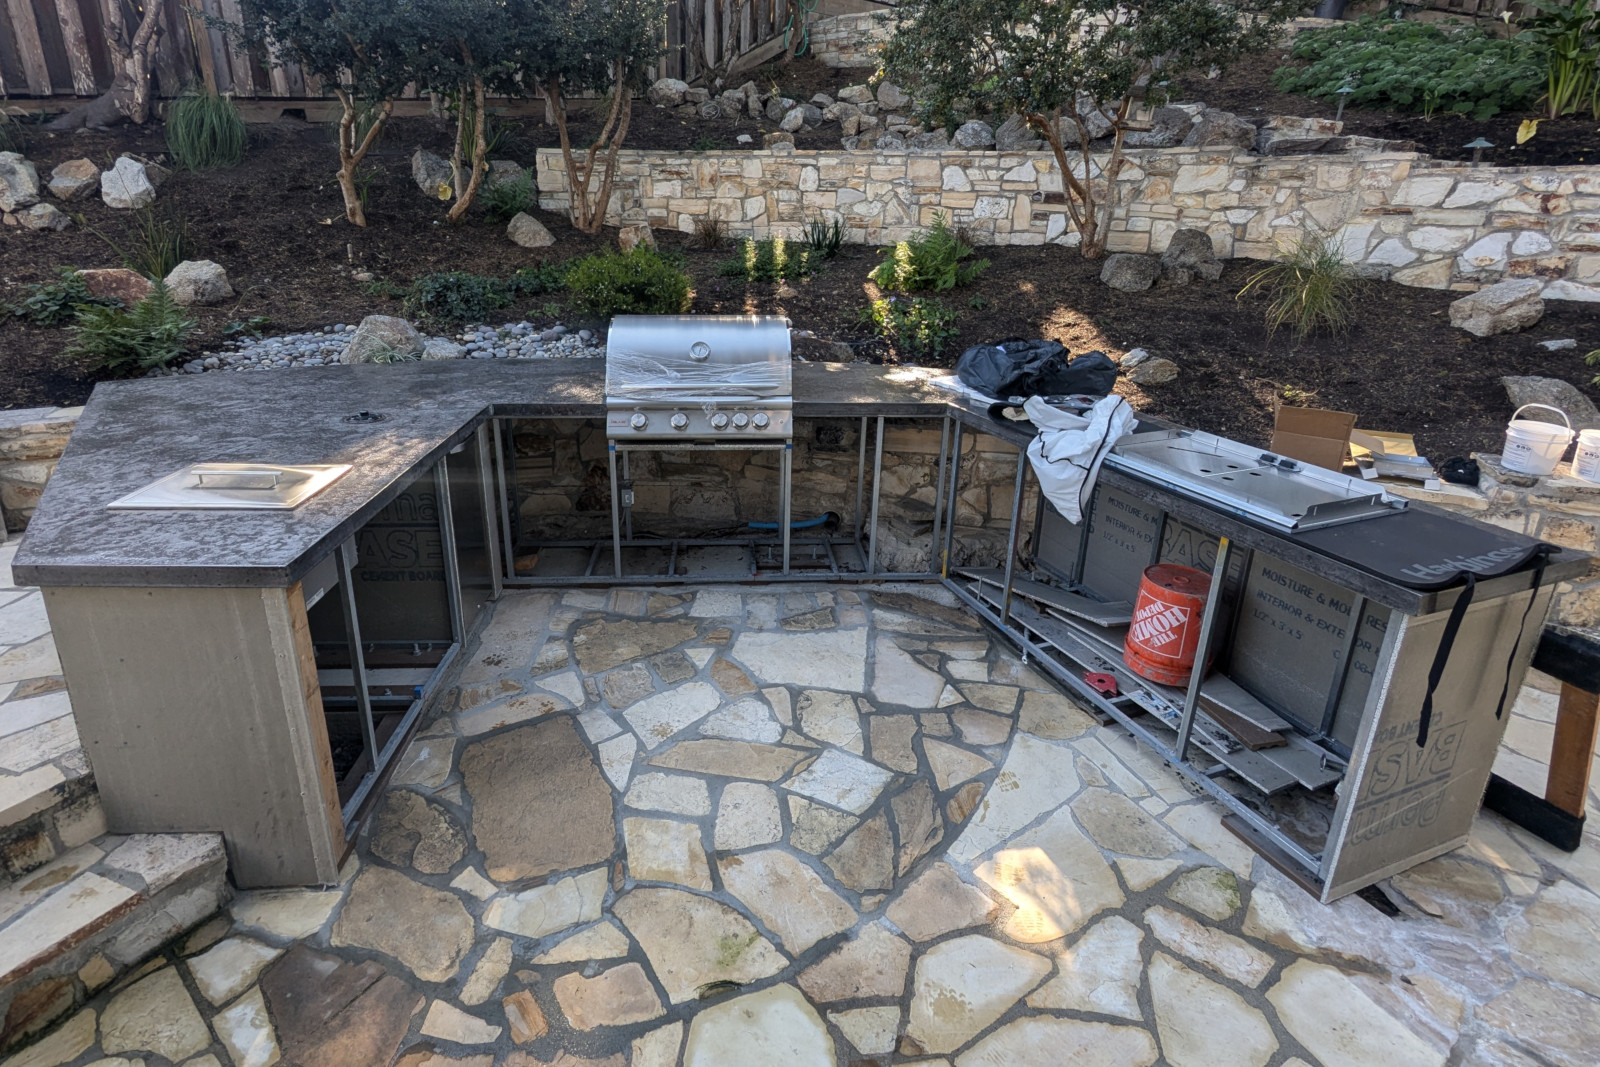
(447, 76, 490, 223)
(551, 68, 633, 235)
(335, 91, 392, 227)
(45, 0, 162, 130)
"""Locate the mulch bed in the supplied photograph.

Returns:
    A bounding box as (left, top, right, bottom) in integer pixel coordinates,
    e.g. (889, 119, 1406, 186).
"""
(4, 63, 1598, 462)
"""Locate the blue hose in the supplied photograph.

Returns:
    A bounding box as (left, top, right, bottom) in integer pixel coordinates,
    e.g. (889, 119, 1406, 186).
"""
(749, 513, 833, 531)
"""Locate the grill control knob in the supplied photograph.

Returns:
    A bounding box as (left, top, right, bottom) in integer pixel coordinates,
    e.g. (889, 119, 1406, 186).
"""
(710, 413, 730, 430)
(629, 413, 648, 431)
(752, 412, 770, 429)
(670, 412, 689, 430)
(732, 412, 750, 429)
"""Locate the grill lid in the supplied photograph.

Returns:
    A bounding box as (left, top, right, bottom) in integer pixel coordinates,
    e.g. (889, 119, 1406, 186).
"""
(606, 315, 792, 401)
(108, 463, 353, 511)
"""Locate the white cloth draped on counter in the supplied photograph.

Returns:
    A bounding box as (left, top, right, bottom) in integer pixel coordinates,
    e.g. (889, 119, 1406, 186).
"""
(1024, 394, 1136, 524)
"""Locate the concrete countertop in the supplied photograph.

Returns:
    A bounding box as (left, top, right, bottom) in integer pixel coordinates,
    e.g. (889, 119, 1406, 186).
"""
(12, 361, 953, 588)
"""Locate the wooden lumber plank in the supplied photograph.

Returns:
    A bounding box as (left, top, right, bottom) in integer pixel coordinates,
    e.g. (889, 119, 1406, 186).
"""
(182, 0, 218, 93)
(53, 0, 98, 94)
(1203, 701, 1287, 751)
(198, 0, 232, 93)
(213, 0, 254, 95)
(0, 2, 23, 95)
(1547, 681, 1600, 818)
(161, 0, 198, 94)
(5, 0, 54, 95)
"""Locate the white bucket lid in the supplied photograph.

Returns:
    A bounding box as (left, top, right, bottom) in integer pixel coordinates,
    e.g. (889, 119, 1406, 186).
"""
(1579, 428, 1600, 445)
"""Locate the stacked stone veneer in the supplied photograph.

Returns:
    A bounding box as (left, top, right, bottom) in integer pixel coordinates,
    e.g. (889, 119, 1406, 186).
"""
(536, 146, 1600, 296)
(0, 406, 80, 533)
(807, 12, 890, 68)
(509, 418, 1032, 572)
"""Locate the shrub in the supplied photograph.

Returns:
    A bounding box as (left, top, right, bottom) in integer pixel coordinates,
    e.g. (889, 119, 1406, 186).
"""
(870, 213, 989, 293)
(403, 271, 514, 323)
(165, 89, 248, 169)
(480, 168, 536, 222)
(692, 215, 728, 250)
(5, 269, 119, 327)
(805, 218, 845, 260)
(861, 295, 959, 359)
(565, 247, 693, 319)
(718, 237, 816, 282)
(1237, 229, 1361, 339)
(67, 281, 195, 373)
(506, 262, 567, 296)
(1273, 17, 1544, 121)
(1520, 0, 1600, 119)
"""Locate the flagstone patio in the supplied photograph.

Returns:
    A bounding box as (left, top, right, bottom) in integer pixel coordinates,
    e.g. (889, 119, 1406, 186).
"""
(2, 554, 1599, 1067)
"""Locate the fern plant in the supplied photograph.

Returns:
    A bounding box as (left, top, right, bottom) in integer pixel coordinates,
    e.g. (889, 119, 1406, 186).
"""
(871, 213, 989, 293)
(67, 281, 195, 373)
(165, 89, 248, 170)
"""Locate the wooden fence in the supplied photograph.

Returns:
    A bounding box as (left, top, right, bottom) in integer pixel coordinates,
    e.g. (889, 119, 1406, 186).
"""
(0, 0, 797, 102)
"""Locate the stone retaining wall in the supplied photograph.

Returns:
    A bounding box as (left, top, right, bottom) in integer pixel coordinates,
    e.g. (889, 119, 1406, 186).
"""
(536, 146, 1600, 296)
(0, 406, 80, 533)
(808, 12, 890, 68)
(508, 418, 1031, 572)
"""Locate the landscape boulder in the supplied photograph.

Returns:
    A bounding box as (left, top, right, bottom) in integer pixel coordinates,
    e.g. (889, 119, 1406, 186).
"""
(765, 96, 795, 122)
(876, 81, 911, 110)
(1160, 228, 1224, 285)
(100, 155, 155, 210)
(618, 222, 656, 253)
(837, 84, 874, 105)
(1254, 115, 1342, 156)
(1449, 278, 1544, 338)
(17, 203, 70, 231)
(78, 268, 152, 305)
(1127, 357, 1180, 385)
(508, 212, 556, 248)
(485, 160, 525, 189)
(1501, 375, 1600, 431)
(143, 159, 172, 188)
(1056, 93, 1115, 144)
(952, 120, 996, 148)
(994, 114, 1044, 151)
(412, 149, 453, 197)
(47, 158, 100, 201)
(684, 87, 710, 104)
(164, 260, 235, 306)
(907, 130, 951, 152)
(0, 152, 40, 212)
(343, 315, 425, 364)
(780, 108, 807, 133)
(717, 90, 747, 119)
(762, 132, 796, 150)
(1182, 108, 1256, 151)
(1100, 253, 1162, 292)
(422, 338, 466, 360)
(1124, 106, 1194, 149)
(648, 78, 689, 107)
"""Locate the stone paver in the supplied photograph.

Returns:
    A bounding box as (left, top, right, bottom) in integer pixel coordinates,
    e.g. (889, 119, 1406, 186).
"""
(6, 582, 1599, 1067)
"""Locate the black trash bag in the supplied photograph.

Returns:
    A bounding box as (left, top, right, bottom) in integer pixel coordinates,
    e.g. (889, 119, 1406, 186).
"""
(1440, 457, 1480, 486)
(956, 339, 1117, 399)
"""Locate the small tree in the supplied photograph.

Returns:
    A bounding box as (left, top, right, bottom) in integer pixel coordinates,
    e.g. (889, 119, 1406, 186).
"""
(882, 0, 1300, 259)
(522, 0, 672, 234)
(231, 0, 413, 226)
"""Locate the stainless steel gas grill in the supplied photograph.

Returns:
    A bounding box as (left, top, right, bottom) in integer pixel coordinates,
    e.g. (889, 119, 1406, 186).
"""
(604, 315, 796, 576)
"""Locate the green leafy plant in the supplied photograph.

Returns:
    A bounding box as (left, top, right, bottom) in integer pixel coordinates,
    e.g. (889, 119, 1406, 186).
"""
(480, 168, 536, 222)
(804, 218, 845, 259)
(88, 207, 193, 281)
(1585, 348, 1600, 386)
(564, 246, 692, 319)
(871, 213, 989, 293)
(507, 262, 568, 296)
(403, 271, 514, 322)
(67, 281, 195, 373)
(1237, 229, 1361, 340)
(224, 316, 272, 338)
(5, 269, 119, 327)
(718, 237, 816, 281)
(165, 88, 248, 169)
(0, 110, 29, 154)
(861, 295, 959, 359)
(362, 277, 409, 299)
(691, 134, 724, 152)
(1519, 0, 1599, 118)
(1273, 17, 1544, 121)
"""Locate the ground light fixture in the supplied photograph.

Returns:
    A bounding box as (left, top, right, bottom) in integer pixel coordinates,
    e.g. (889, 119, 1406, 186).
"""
(1334, 84, 1355, 122)
(1464, 136, 1494, 165)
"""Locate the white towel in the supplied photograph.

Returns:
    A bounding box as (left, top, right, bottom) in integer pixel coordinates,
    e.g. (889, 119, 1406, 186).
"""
(1024, 394, 1136, 524)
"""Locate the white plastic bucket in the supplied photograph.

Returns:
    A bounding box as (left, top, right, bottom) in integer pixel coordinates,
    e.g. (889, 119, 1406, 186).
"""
(1576, 429, 1600, 484)
(1502, 403, 1573, 476)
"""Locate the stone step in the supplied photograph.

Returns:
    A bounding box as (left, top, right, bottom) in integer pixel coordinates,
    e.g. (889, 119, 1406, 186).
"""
(0, 832, 230, 1055)
(0, 686, 105, 889)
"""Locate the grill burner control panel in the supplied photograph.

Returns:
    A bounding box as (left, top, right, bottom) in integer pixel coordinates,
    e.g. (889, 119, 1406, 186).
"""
(606, 406, 793, 440)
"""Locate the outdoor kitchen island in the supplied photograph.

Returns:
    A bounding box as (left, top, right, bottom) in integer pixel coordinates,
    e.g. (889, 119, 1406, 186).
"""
(12, 357, 1583, 901)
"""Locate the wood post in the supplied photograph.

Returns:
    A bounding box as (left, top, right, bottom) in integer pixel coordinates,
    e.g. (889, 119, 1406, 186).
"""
(1546, 682, 1600, 818)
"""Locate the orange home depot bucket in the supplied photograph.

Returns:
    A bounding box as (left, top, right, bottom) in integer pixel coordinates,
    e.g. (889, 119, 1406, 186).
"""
(1124, 564, 1214, 686)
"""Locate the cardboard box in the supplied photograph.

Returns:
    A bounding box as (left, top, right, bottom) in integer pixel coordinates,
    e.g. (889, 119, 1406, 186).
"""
(1271, 405, 1356, 473)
